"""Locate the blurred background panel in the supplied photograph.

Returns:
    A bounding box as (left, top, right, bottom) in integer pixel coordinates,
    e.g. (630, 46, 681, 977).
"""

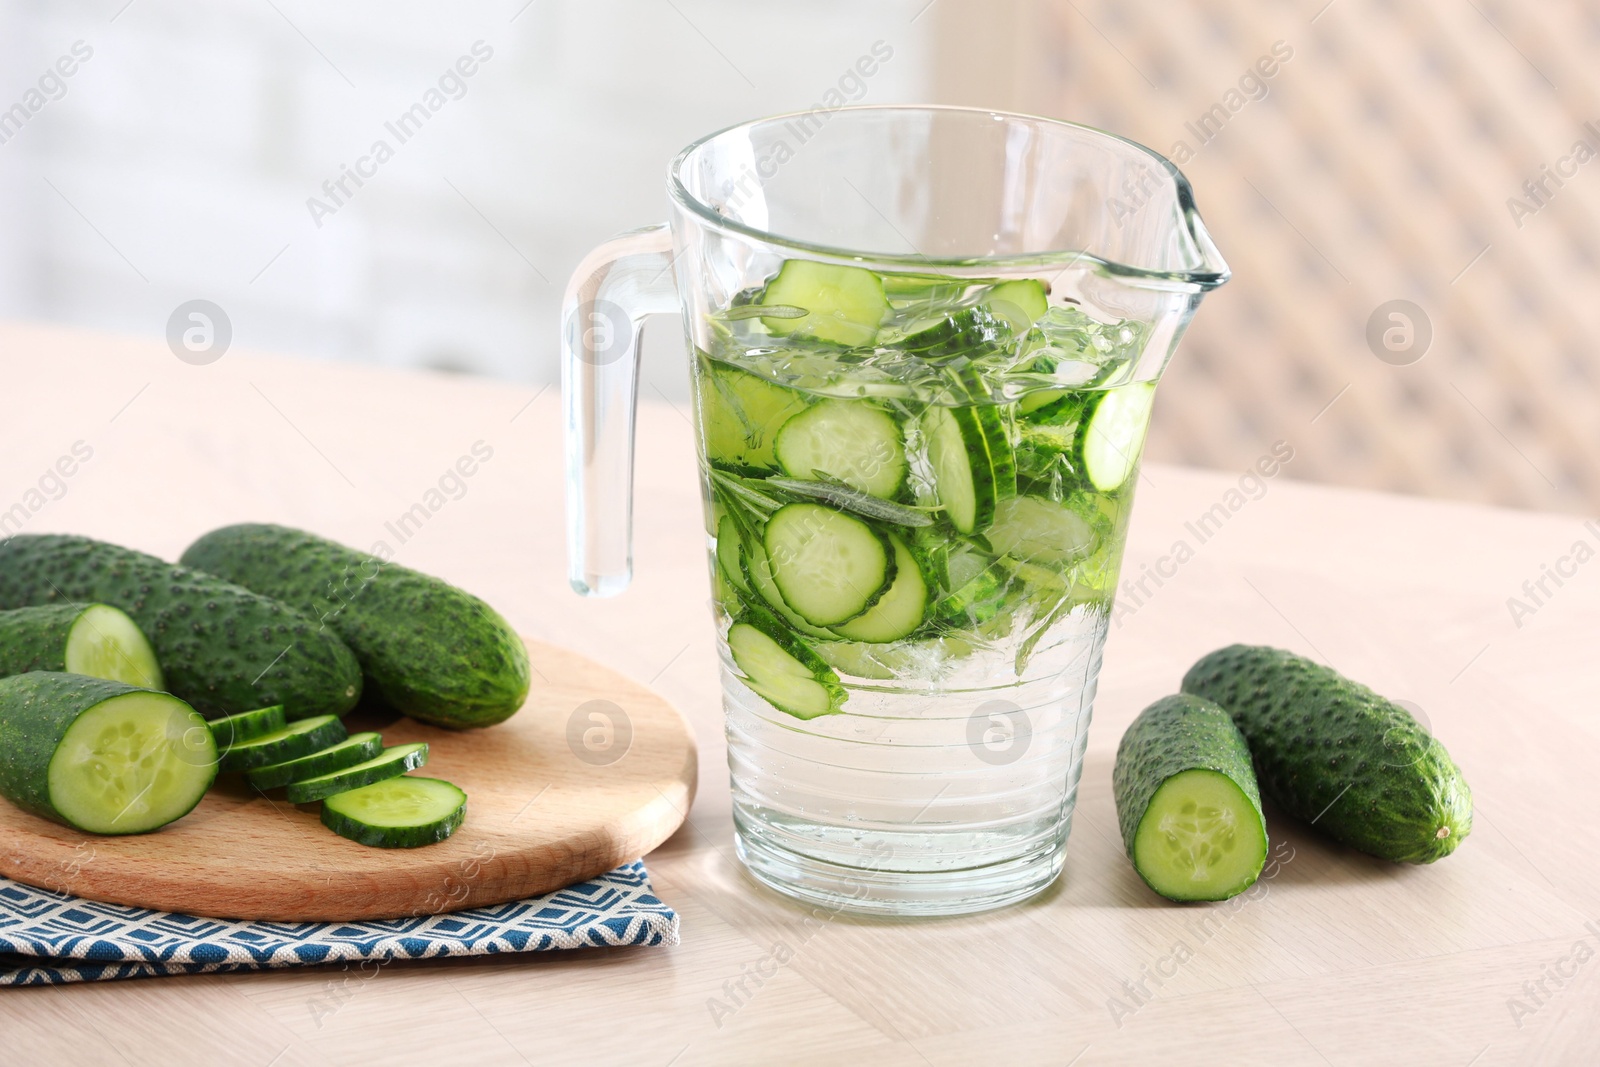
(929, 0, 1600, 514)
(2, 0, 1597, 514)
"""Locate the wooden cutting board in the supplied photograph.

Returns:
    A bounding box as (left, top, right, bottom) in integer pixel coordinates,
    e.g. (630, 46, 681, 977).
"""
(0, 638, 698, 921)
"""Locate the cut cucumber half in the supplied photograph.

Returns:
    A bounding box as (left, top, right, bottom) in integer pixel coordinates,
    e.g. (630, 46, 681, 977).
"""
(0, 673, 216, 835)
(775, 399, 907, 499)
(321, 775, 466, 849)
(245, 731, 384, 790)
(829, 535, 928, 643)
(728, 610, 845, 719)
(759, 260, 887, 347)
(696, 359, 810, 472)
(986, 496, 1099, 566)
(217, 714, 348, 774)
(742, 538, 838, 640)
(286, 742, 429, 804)
(763, 503, 894, 627)
(985, 279, 1049, 331)
(0, 604, 163, 689)
(923, 404, 1015, 534)
(1080, 381, 1155, 492)
(208, 704, 287, 753)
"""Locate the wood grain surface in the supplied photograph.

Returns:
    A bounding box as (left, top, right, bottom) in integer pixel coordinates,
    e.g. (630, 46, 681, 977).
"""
(1, 318, 1595, 1066)
(0, 638, 697, 920)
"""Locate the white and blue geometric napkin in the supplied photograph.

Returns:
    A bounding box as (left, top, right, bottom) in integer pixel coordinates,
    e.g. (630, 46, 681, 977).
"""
(0, 861, 677, 985)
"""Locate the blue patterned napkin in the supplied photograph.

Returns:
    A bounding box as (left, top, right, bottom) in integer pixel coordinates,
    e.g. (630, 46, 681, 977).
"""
(0, 861, 677, 985)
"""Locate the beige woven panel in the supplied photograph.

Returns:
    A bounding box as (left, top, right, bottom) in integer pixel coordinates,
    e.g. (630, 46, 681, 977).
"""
(934, 0, 1600, 512)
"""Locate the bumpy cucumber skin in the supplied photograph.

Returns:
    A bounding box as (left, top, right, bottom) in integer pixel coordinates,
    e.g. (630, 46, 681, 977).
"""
(181, 524, 529, 730)
(0, 672, 216, 830)
(1113, 694, 1267, 900)
(1182, 645, 1473, 864)
(0, 535, 361, 721)
(0, 605, 97, 675)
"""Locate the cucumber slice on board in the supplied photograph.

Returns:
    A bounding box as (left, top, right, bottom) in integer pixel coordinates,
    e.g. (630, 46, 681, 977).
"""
(763, 503, 894, 628)
(759, 260, 887, 346)
(1080, 381, 1155, 492)
(775, 399, 907, 499)
(0, 604, 163, 689)
(0, 672, 216, 835)
(1113, 694, 1268, 902)
(986, 496, 1099, 566)
(829, 535, 928, 643)
(245, 731, 383, 790)
(208, 704, 287, 753)
(285, 742, 429, 803)
(696, 360, 810, 472)
(321, 775, 466, 849)
(922, 404, 1016, 534)
(985, 279, 1049, 331)
(217, 715, 348, 774)
(728, 609, 846, 720)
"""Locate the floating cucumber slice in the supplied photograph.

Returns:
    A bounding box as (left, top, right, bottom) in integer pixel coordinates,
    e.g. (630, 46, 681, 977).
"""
(741, 538, 837, 640)
(696, 359, 810, 471)
(0, 673, 216, 835)
(208, 704, 287, 753)
(1113, 694, 1268, 902)
(900, 306, 1012, 363)
(286, 742, 429, 804)
(246, 731, 383, 790)
(985, 279, 1049, 331)
(986, 496, 1099, 566)
(763, 503, 894, 628)
(728, 610, 845, 719)
(923, 404, 1015, 534)
(1080, 381, 1155, 491)
(715, 515, 751, 595)
(322, 775, 466, 849)
(218, 714, 348, 774)
(812, 635, 976, 681)
(774, 399, 907, 499)
(829, 535, 928, 643)
(759, 260, 887, 346)
(0, 604, 163, 689)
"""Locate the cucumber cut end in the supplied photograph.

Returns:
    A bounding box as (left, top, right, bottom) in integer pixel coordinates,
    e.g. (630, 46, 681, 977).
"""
(1133, 769, 1267, 902)
(47, 691, 216, 834)
(64, 604, 163, 690)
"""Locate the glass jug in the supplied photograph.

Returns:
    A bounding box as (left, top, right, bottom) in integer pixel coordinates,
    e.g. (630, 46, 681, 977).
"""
(563, 106, 1228, 915)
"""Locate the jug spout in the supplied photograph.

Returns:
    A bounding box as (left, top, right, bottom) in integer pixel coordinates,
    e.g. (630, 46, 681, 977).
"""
(561, 223, 679, 597)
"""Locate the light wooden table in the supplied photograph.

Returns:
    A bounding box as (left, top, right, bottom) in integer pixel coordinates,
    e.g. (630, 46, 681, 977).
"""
(2, 319, 1596, 1066)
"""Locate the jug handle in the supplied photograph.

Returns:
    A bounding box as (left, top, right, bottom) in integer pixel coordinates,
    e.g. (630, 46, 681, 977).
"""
(561, 223, 680, 597)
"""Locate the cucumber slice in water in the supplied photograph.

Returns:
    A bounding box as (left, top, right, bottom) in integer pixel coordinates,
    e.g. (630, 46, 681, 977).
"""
(728, 610, 845, 719)
(715, 515, 751, 595)
(759, 260, 887, 346)
(0, 673, 216, 835)
(218, 714, 348, 774)
(985, 279, 1049, 331)
(775, 399, 907, 499)
(246, 731, 383, 790)
(321, 775, 466, 849)
(1080, 381, 1155, 492)
(696, 360, 810, 472)
(208, 704, 287, 753)
(742, 538, 837, 640)
(986, 496, 1099, 566)
(829, 535, 928, 643)
(763, 504, 894, 627)
(1113, 694, 1268, 902)
(286, 742, 430, 804)
(923, 404, 1015, 534)
(0, 604, 163, 689)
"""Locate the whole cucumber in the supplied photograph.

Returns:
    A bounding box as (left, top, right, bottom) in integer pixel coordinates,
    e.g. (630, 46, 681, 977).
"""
(1182, 644, 1472, 863)
(181, 524, 529, 729)
(0, 535, 361, 720)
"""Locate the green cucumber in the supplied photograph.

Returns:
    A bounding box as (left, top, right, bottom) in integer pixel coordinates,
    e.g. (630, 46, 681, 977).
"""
(985, 279, 1049, 331)
(763, 503, 894, 628)
(986, 496, 1099, 566)
(285, 742, 428, 803)
(218, 715, 348, 774)
(0, 604, 162, 689)
(1113, 694, 1269, 902)
(759, 259, 887, 346)
(321, 775, 466, 848)
(245, 731, 383, 790)
(208, 704, 287, 753)
(774, 399, 907, 499)
(695, 359, 811, 472)
(829, 534, 928, 643)
(741, 538, 838, 640)
(0, 535, 361, 720)
(728, 608, 845, 719)
(180, 524, 529, 730)
(1182, 645, 1473, 864)
(922, 404, 1015, 534)
(1080, 381, 1155, 491)
(0, 672, 216, 835)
